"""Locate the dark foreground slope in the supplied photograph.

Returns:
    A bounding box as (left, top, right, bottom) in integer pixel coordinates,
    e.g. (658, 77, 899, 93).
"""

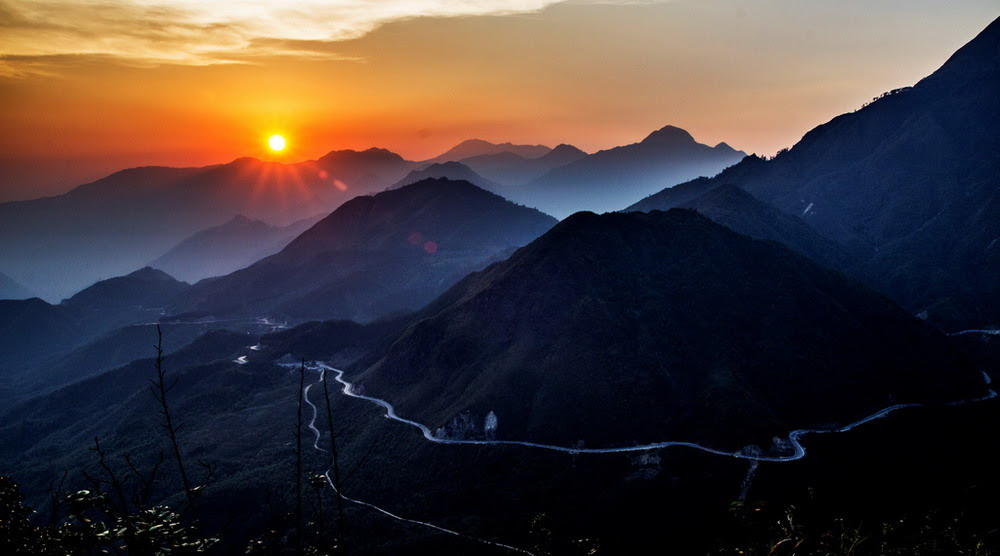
(353, 210, 984, 451)
(176, 178, 557, 322)
(630, 17, 1000, 329)
(674, 184, 859, 279)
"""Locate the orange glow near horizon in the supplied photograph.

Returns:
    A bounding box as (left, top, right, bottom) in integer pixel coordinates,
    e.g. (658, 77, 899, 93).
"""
(0, 1, 996, 202)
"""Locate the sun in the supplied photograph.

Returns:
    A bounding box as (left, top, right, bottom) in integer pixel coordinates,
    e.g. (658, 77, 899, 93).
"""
(268, 134, 286, 152)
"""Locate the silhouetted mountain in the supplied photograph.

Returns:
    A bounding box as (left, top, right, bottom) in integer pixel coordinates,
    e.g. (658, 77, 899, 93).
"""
(149, 214, 324, 283)
(426, 139, 552, 164)
(351, 210, 983, 450)
(0, 148, 418, 300)
(509, 125, 745, 218)
(459, 143, 588, 185)
(630, 17, 1000, 329)
(173, 178, 557, 322)
(392, 162, 502, 193)
(0, 271, 34, 300)
(63, 266, 188, 317)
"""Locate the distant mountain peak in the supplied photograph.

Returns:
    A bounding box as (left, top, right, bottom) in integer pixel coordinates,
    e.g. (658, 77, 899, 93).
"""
(226, 214, 254, 225)
(392, 162, 501, 192)
(124, 266, 180, 282)
(317, 147, 406, 164)
(64, 265, 188, 311)
(548, 144, 587, 156)
(455, 138, 492, 147)
(641, 125, 697, 147)
(429, 139, 552, 163)
(228, 156, 262, 166)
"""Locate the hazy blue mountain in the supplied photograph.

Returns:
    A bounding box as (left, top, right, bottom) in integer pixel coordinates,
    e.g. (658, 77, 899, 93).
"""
(0, 271, 34, 300)
(509, 125, 746, 218)
(351, 210, 983, 451)
(458, 143, 588, 185)
(629, 17, 1000, 330)
(173, 178, 558, 322)
(391, 161, 503, 193)
(0, 149, 418, 300)
(0, 267, 189, 384)
(62, 266, 188, 315)
(426, 138, 552, 164)
(149, 213, 324, 283)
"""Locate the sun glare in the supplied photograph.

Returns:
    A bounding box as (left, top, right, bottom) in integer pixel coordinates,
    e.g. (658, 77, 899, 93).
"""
(268, 134, 286, 152)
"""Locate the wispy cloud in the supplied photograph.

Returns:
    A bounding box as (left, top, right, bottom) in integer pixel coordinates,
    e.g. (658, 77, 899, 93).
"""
(0, 0, 658, 75)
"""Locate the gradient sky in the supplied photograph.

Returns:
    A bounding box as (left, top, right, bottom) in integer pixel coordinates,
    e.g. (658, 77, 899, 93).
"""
(1, 0, 997, 202)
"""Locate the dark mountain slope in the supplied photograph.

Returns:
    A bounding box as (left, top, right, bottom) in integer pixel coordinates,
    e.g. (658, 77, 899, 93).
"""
(352, 210, 983, 451)
(638, 183, 859, 280)
(0, 321, 241, 413)
(0, 298, 82, 371)
(149, 214, 323, 283)
(630, 18, 1000, 329)
(175, 178, 557, 322)
(510, 125, 746, 218)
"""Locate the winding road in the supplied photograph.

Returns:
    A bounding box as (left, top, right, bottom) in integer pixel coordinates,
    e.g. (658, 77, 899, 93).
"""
(301, 374, 535, 555)
(948, 329, 1000, 336)
(312, 362, 996, 463)
(260, 351, 995, 554)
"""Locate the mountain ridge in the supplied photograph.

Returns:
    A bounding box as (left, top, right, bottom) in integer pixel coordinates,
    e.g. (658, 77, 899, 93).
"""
(507, 124, 746, 218)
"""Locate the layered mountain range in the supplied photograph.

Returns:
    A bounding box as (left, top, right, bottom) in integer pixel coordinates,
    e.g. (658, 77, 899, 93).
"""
(149, 213, 324, 283)
(171, 178, 557, 322)
(0, 124, 747, 301)
(508, 126, 746, 218)
(0, 148, 416, 300)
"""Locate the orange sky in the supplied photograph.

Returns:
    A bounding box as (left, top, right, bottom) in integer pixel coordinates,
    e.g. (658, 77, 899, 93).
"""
(1, 0, 997, 202)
